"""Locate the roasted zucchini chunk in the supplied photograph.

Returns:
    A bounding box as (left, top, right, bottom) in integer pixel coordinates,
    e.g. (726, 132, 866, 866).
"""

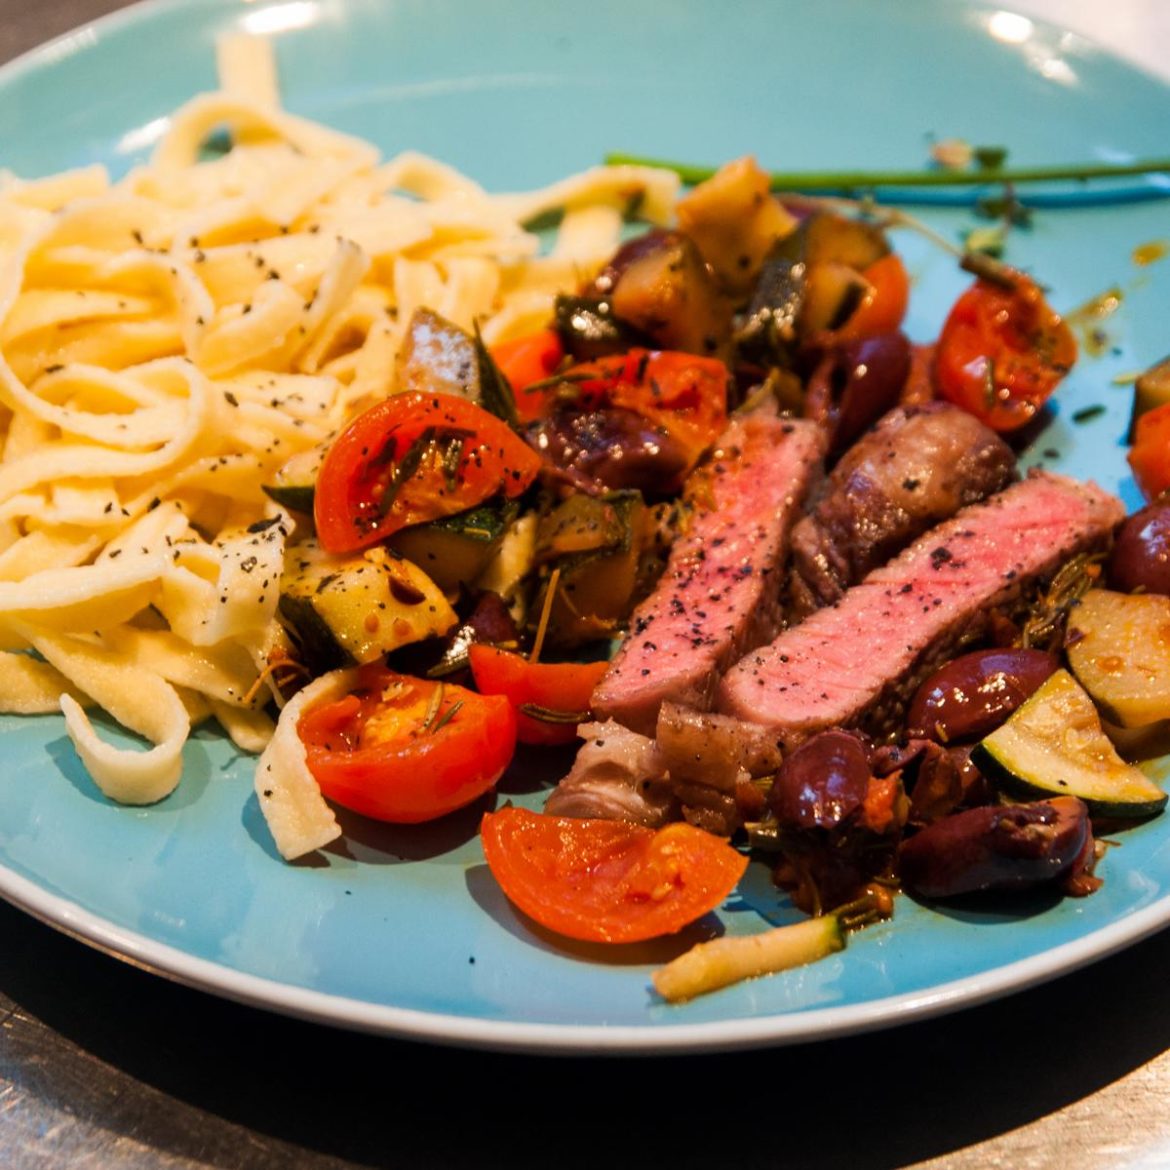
(1128, 355, 1170, 440)
(389, 498, 519, 594)
(530, 492, 648, 648)
(279, 539, 456, 672)
(262, 444, 327, 514)
(395, 307, 480, 399)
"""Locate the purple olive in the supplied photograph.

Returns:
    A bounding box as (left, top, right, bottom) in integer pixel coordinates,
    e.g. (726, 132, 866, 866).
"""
(1109, 500, 1170, 596)
(898, 797, 1089, 898)
(803, 332, 912, 459)
(527, 406, 690, 496)
(769, 729, 871, 831)
(906, 648, 1059, 743)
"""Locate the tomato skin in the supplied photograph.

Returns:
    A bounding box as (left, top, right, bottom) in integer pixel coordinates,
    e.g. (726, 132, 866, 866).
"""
(568, 349, 730, 462)
(933, 274, 1077, 432)
(299, 665, 517, 823)
(480, 807, 748, 943)
(1129, 404, 1170, 501)
(490, 330, 565, 423)
(834, 254, 910, 340)
(468, 644, 608, 746)
(314, 392, 542, 554)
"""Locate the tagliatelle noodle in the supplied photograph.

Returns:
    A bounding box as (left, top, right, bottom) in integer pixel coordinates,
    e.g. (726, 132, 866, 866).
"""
(0, 34, 679, 833)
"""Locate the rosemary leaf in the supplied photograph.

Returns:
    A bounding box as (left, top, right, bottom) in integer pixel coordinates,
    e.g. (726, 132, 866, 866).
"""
(473, 322, 519, 429)
(517, 702, 588, 725)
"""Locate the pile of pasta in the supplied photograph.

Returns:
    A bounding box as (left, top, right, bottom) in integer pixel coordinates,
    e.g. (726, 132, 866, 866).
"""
(0, 38, 678, 816)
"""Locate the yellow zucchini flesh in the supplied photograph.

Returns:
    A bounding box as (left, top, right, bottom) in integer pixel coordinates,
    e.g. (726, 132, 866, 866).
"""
(973, 668, 1167, 818)
(1066, 588, 1170, 727)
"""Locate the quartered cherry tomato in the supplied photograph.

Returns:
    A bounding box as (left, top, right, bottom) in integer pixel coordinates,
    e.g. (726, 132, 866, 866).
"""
(933, 272, 1077, 432)
(566, 348, 730, 463)
(468, 644, 608, 746)
(314, 392, 541, 554)
(480, 807, 748, 943)
(1129, 404, 1170, 502)
(298, 664, 517, 823)
(490, 329, 565, 423)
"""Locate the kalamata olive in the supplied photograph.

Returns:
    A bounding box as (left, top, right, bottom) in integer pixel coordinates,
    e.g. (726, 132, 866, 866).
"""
(803, 332, 912, 459)
(768, 729, 871, 831)
(527, 406, 690, 496)
(1109, 500, 1170, 595)
(906, 647, 1059, 743)
(898, 796, 1089, 898)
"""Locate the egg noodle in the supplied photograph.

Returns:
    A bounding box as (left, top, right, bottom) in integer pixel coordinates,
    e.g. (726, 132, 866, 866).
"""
(0, 36, 678, 854)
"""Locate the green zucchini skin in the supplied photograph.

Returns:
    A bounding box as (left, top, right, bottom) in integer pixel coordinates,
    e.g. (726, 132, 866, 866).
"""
(972, 670, 1168, 819)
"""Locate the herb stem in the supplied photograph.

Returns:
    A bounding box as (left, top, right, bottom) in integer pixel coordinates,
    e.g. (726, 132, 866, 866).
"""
(604, 153, 1170, 195)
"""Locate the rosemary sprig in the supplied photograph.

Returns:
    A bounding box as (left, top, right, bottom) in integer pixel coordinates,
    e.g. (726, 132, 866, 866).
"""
(517, 703, 589, 725)
(603, 152, 1170, 197)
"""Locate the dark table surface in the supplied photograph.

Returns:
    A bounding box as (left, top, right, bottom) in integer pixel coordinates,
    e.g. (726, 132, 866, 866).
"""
(5, 2, 1170, 1167)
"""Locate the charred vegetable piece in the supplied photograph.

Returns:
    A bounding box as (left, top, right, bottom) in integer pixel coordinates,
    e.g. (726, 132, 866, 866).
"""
(899, 797, 1091, 898)
(531, 492, 647, 648)
(1066, 589, 1170, 728)
(553, 295, 653, 363)
(278, 539, 456, 673)
(675, 156, 799, 296)
(1109, 500, 1170, 596)
(394, 308, 480, 399)
(735, 212, 890, 364)
(972, 669, 1167, 817)
(535, 492, 630, 560)
(906, 648, 1059, 743)
(389, 498, 518, 594)
(591, 229, 731, 356)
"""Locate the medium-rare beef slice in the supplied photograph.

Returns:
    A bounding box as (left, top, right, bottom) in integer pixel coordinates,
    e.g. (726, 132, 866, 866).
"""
(717, 471, 1124, 746)
(590, 411, 824, 736)
(789, 402, 1017, 615)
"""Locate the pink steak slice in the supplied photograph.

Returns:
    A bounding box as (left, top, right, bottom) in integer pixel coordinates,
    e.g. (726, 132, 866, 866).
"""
(591, 411, 824, 736)
(716, 471, 1124, 746)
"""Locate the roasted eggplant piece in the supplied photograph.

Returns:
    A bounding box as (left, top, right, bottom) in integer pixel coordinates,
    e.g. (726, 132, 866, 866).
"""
(590, 229, 732, 357)
(553, 295, 653, 363)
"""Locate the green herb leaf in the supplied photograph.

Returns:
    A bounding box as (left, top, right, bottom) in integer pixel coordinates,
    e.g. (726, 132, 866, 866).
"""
(517, 702, 589, 725)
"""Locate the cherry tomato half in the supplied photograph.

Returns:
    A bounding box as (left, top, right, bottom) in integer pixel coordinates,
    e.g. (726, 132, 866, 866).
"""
(833, 253, 911, 340)
(933, 272, 1077, 432)
(1129, 404, 1170, 502)
(468, 644, 608, 746)
(568, 348, 730, 463)
(490, 329, 565, 423)
(480, 807, 748, 944)
(314, 392, 542, 554)
(299, 664, 517, 823)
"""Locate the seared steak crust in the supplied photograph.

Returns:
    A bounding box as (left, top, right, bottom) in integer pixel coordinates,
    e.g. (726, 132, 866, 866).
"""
(789, 403, 1017, 615)
(717, 471, 1124, 746)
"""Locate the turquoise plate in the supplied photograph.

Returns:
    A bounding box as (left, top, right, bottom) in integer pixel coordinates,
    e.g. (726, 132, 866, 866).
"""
(2, 0, 1170, 1053)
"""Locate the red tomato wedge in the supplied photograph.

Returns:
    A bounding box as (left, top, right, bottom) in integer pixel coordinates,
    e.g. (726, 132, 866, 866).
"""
(568, 349, 730, 462)
(933, 272, 1077, 432)
(480, 807, 749, 943)
(833, 253, 910, 340)
(314, 392, 542, 554)
(1129, 404, 1170, 501)
(299, 665, 517, 823)
(468, 644, 608, 746)
(490, 329, 565, 423)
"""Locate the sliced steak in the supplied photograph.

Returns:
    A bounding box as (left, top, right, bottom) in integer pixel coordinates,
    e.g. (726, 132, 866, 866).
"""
(717, 471, 1124, 746)
(590, 411, 824, 735)
(789, 402, 1017, 615)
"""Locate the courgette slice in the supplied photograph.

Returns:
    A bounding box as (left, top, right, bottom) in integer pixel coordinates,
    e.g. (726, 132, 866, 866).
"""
(1127, 355, 1170, 441)
(972, 668, 1168, 818)
(388, 498, 518, 593)
(278, 539, 456, 673)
